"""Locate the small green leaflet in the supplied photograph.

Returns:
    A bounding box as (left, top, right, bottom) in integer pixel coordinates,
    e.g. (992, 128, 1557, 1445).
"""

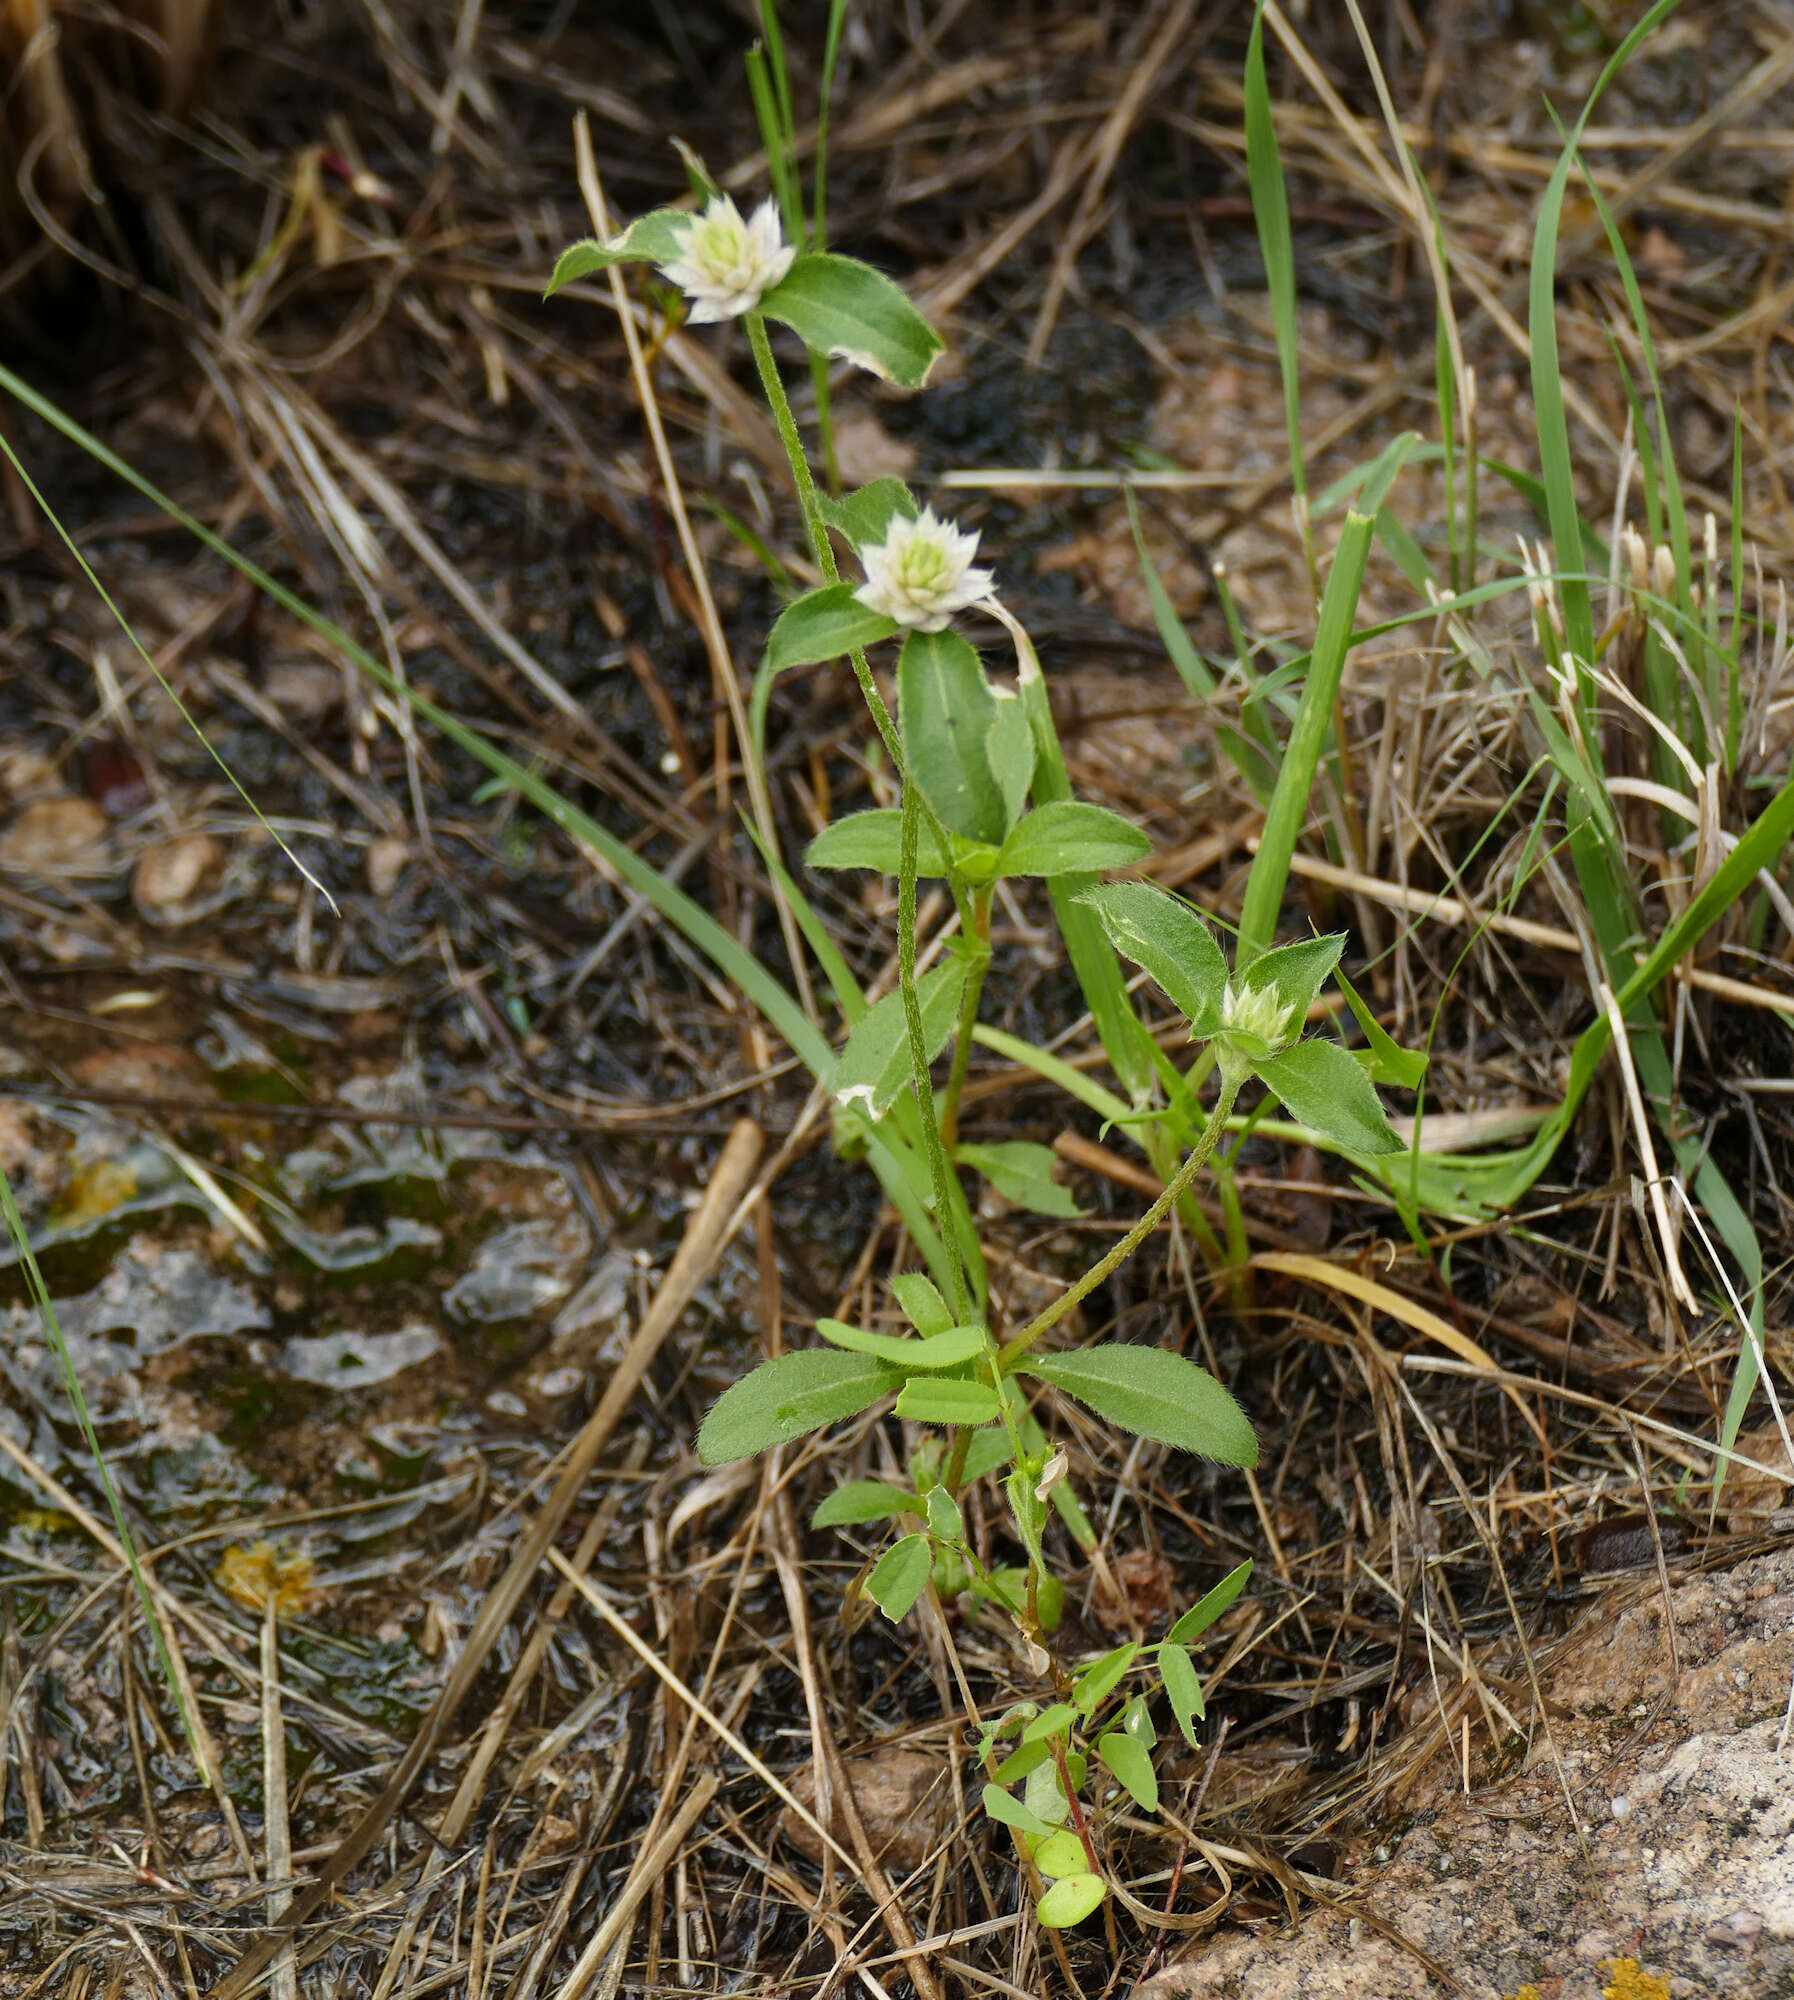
(1032, 1830, 1088, 1880)
(985, 687, 1035, 833)
(866, 1533, 932, 1622)
(816, 476, 918, 552)
(924, 1485, 964, 1541)
(811, 1480, 923, 1529)
(1020, 1701, 1079, 1746)
(996, 801, 1152, 879)
(1096, 1730, 1158, 1811)
(981, 1783, 1054, 1838)
(832, 956, 967, 1120)
(898, 628, 1006, 842)
(1334, 964, 1427, 1089)
(806, 808, 950, 876)
(894, 1377, 1001, 1426)
(891, 1271, 955, 1336)
(759, 252, 944, 389)
(817, 1316, 986, 1368)
(1158, 1642, 1205, 1746)
(767, 582, 897, 671)
(1035, 1874, 1107, 1927)
(1253, 1039, 1402, 1155)
(1072, 1642, 1137, 1718)
(698, 1349, 895, 1464)
(1077, 882, 1228, 1034)
(955, 1140, 1083, 1218)
(1020, 1345, 1258, 1466)
(1166, 1558, 1252, 1643)
(545, 212, 689, 292)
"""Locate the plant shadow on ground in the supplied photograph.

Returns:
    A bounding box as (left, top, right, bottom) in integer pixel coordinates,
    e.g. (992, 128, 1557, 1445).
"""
(0, 1, 1791, 1995)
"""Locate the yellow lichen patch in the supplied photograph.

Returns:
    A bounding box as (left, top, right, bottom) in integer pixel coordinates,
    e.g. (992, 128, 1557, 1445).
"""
(216, 1541, 317, 1616)
(1504, 1987, 1544, 2000)
(1602, 1961, 1672, 2000)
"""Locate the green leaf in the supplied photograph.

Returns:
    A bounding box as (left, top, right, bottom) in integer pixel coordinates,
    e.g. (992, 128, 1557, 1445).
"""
(867, 1532, 932, 1622)
(1072, 1643, 1138, 1718)
(1077, 882, 1228, 1035)
(816, 476, 918, 552)
(1096, 1731, 1158, 1811)
(898, 628, 1006, 842)
(832, 956, 967, 1120)
(767, 581, 898, 671)
(1253, 1039, 1401, 1155)
(698, 1349, 895, 1465)
(995, 1739, 1051, 1785)
(760, 252, 945, 388)
(891, 1271, 955, 1337)
(1333, 966, 1427, 1089)
(812, 1480, 924, 1528)
(1120, 1693, 1156, 1746)
(1036, 1874, 1107, 1928)
(1158, 1642, 1205, 1746)
(961, 1427, 1016, 1483)
(997, 802, 1152, 879)
(894, 1376, 1001, 1426)
(976, 1566, 1063, 1633)
(1020, 1346, 1257, 1466)
(545, 212, 690, 293)
(925, 1485, 964, 1541)
(985, 688, 1035, 833)
(1124, 486, 1215, 701)
(806, 808, 949, 876)
(981, 1783, 1054, 1839)
(1020, 1702, 1080, 1746)
(955, 1140, 1083, 1219)
(817, 1316, 987, 1369)
(1032, 1830, 1089, 1880)
(1240, 933, 1344, 1027)
(1166, 1558, 1252, 1644)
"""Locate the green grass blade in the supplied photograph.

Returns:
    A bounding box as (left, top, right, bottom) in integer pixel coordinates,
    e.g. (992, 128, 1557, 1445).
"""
(1244, 1, 1308, 563)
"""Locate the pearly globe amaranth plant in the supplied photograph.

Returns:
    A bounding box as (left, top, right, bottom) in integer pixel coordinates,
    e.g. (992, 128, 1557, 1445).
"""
(651, 193, 795, 323)
(854, 505, 996, 632)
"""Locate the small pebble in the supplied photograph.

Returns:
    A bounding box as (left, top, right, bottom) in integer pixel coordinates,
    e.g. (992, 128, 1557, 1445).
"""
(133, 832, 224, 918)
(0, 795, 109, 871)
(366, 835, 409, 897)
(1610, 1795, 1631, 1822)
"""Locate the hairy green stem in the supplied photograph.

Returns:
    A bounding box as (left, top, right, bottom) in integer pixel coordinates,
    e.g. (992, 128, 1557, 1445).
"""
(746, 309, 974, 1313)
(937, 890, 991, 1152)
(998, 1060, 1246, 1371)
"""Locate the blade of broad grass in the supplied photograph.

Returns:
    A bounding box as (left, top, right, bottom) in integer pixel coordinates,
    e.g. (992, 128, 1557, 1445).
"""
(1124, 486, 1214, 700)
(0, 364, 833, 1084)
(1244, 1, 1312, 583)
(0, 1166, 197, 1757)
(991, 601, 1159, 1108)
(0, 431, 335, 916)
(1527, 0, 1683, 668)
(1237, 432, 1417, 965)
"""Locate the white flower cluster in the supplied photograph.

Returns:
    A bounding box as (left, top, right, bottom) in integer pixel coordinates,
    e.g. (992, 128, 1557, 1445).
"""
(854, 507, 995, 632)
(650, 195, 794, 323)
(1219, 980, 1293, 1052)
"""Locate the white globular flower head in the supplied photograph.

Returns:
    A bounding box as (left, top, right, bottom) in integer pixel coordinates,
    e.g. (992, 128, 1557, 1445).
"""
(654, 195, 795, 324)
(854, 507, 996, 632)
(1218, 980, 1294, 1055)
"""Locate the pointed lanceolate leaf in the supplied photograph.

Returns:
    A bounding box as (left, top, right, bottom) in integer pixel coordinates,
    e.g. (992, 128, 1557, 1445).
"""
(816, 476, 918, 553)
(866, 1532, 933, 1622)
(1096, 1730, 1159, 1811)
(760, 252, 945, 388)
(894, 1376, 1001, 1426)
(1077, 882, 1228, 1034)
(898, 628, 1006, 842)
(816, 1317, 987, 1369)
(1239, 932, 1344, 1028)
(546, 213, 690, 294)
(806, 809, 949, 876)
(981, 1783, 1054, 1839)
(1036, 1874, 1107, 1927)
(1166, 1558, 1253, 1644)
(1334, 966, 1427, 1089)
(891, 1271, 955, 1337)
(832, 957, 967, 1120)
(1020, 1346, 1257, 1466)
(1072, 1643, 1138, 1718)
(1158, 1642, 1205, 1746)
(997, 802, 1152, 879)
(812, 1480, 925, 1528)
(985, 688, 1035, 834)
(698, 1349, 895, 1464)
(955, 1139, 1083, 1218)
(1253, 1039, 1402, 1155)
(767, 581, 898, 671)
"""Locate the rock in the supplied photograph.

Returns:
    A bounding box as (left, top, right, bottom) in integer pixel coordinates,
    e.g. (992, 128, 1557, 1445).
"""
(366, 836, 409, 897)
(0, 795, 110, 873)
(132, 832, 225, 920)
(779, 1746, 950, 1878)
